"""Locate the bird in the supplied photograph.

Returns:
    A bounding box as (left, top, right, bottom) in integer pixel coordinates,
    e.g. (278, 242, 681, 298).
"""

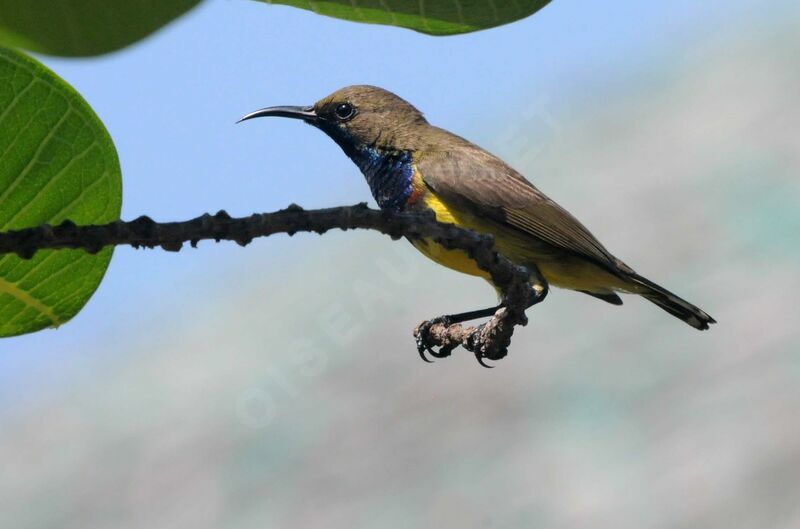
(239, 85, 715, 361)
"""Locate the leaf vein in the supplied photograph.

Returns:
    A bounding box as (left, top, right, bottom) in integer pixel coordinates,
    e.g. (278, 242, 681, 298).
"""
(0, 276, 61, 327)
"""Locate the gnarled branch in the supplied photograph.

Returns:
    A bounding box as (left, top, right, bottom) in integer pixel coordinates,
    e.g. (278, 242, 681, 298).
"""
(0, 203, 535, 362)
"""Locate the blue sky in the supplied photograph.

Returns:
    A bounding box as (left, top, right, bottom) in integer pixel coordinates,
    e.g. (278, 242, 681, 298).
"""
(0, 0, 783, 405)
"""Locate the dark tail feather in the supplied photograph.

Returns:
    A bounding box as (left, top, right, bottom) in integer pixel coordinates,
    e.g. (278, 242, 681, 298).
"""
(579, 290, 623, 305)
(629, 274, 716, 330)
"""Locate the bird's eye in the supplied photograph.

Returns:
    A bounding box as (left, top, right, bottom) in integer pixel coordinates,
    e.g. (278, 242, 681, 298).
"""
(334, 103, 355, 120)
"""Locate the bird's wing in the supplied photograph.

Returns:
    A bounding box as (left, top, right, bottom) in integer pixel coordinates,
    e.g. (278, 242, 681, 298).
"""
(416, 146, 631, 275)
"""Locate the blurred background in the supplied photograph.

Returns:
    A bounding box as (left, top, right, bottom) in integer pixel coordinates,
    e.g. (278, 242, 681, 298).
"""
(1, 1, 799, 527)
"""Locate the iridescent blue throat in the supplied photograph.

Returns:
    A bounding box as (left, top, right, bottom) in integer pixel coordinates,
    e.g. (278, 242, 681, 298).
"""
(349, 146, 414, 212)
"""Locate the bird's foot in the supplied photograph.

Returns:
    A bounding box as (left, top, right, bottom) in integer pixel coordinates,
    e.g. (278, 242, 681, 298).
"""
(413, 307, 511, 368)
(466, 320, 509, 368)
(414, 316, 458, 362)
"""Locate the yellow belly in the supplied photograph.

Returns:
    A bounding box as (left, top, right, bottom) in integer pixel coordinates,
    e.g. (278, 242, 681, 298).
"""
(411, 238, 491, 279)
(410, 192, 491, 279)
(411, 190, 628, 293)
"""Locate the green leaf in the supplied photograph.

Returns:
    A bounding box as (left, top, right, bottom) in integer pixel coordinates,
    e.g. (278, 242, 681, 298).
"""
(0, 0, 201, 57)
(261, 0, 551, 35)
(0, 0, 548, 57)
(0, 47, 121, 337)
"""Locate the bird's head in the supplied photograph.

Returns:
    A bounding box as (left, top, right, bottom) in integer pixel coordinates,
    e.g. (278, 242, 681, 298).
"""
(239, 85, 428, 153)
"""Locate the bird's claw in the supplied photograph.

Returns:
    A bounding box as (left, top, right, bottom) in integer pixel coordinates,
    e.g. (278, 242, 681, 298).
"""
(475, 355, 495, 369)
(415, 316, 506, 367)
(468, 322, 506, 368)
(415, 316, 453, 362)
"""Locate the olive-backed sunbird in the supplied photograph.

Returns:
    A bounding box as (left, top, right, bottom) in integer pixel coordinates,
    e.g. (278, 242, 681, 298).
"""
(240, 85, 715, 331)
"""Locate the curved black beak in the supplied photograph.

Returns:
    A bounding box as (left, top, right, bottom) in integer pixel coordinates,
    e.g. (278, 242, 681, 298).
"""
(237, 105, 317, 124)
